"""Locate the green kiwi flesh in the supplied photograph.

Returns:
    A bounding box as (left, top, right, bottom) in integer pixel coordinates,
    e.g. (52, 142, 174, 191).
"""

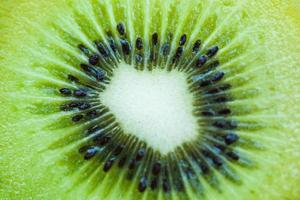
(0, 0, 300, 200)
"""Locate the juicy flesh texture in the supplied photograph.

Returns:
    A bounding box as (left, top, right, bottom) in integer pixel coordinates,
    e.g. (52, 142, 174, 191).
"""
(0, 0, 300, 200)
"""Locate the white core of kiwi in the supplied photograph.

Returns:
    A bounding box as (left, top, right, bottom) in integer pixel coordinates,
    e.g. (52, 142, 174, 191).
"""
(100, 63, 199, 155)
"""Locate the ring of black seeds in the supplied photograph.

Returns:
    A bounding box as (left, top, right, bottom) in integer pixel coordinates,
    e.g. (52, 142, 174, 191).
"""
(58, 22, 255, 195)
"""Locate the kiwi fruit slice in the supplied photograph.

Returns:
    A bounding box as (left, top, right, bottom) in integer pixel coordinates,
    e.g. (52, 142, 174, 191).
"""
(0, 0, 300, 199)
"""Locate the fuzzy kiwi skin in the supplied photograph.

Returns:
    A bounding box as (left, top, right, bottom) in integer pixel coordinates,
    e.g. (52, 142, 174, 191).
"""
(0, 0, 300, 199)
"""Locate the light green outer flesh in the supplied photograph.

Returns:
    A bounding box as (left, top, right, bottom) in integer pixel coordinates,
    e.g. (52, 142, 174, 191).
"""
(0, 0, 300, 199)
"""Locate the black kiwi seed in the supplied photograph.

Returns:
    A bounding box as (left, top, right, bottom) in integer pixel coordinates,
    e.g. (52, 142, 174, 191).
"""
(206, 46, 219, 57)
(211, 71, 225, 82)
(103, 158, 115, 172)
(212, 157, 223, 167)
(152, 32, 158, 45)
(86, 110, 98, 118)
(173, 46, 183, 63)
(218, 108, 231, 115)
(213, 120, 237, 130)
(81, 63, 105, 81)
(161, 43, 170, 56)
(67, 74, 79, 82)
(200, 80, 211, 87)
(135, 54, 143, 63)
(120, 39, 131, 55)
(108, 37, 117, 53)
(117, 22, 125, 35)
(224, 133, 239, 145)
(196, 55, 207, 67)
(59, 88, 72, 95)
(200, 163, 210, 174)
(135, 37, 143, 50)
(89, 54, 100, 65)
(207, 84, 231, 94)
(193, 40, 201, 52)
(95, 41, 109, 57)
(138, 176, 147, 192)
(214, 144, 227, 152)
(206, 87, 219, 94)
(72, 114, 83, 122)
(80, 63, 92, 73)
(95, 69, 106, 81)
(136, 149, 146, 161)
(179, 34, 187, 46)
(74, 89, 87, 97)
(84, 147, 98, 160)
(226, 151, 239, 161)
(208, 60, 220, 69)
(152, 161, 162, 175)
(78, 44, 90, 55)
(78, 102, 91, 110)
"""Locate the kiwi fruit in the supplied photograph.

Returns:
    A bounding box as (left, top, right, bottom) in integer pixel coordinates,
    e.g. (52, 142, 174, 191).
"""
(0, 0, 300, 199)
